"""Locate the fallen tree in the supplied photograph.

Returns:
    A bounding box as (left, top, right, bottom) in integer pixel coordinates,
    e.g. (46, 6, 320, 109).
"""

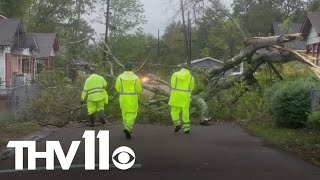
(206, 33, 320, 94)
(48, 32, 318, 127)
(99, 33, 320, 125)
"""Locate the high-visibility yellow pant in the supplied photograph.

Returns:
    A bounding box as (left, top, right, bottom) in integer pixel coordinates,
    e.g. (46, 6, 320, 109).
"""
(87, 100, 105, 115)
(122, 111, 137, 133)
(171, 106, 190, 132)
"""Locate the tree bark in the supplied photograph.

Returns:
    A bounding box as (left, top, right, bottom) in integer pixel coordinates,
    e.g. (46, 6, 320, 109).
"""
(180, 0, 191, 67)
(104, 0, 111, 63)
(207, 33, 302, 79)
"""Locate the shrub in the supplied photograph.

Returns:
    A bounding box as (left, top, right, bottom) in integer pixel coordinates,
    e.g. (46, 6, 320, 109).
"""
(26, 70, 87, 126)
(264, 80, 318, 128)
(207, 81, 264, 121)
(207, 97, 234, 121)
(137, 95, 172, 125)
(307, 111, 320, 131)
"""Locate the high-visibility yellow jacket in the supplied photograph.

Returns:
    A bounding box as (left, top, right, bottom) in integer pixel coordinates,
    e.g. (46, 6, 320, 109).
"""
(168, 68, 194, 108)
(116, 71, 142, 112)
(81, 74, 108, 103)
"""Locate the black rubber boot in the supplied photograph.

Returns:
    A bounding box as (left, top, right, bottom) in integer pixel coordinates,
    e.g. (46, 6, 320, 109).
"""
(123, 129, 132, 140)
(89, 114, 95, 127)
(98, 111, 106, 125)
(100, 118, 106, 125)
(174, 125, 181, 132)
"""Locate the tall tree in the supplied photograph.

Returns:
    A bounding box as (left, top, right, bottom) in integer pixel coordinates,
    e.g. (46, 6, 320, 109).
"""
(207, 19, 243, 60)
(107, 0, 146, 37)
(161, 22, 188, 65)
(0, 0, 34, 17)
(309, 0, 320, 11)
(232, 0, 308, 35)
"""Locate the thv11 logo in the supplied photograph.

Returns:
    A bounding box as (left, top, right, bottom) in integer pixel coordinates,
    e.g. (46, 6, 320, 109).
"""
(7, 130, 136, 171)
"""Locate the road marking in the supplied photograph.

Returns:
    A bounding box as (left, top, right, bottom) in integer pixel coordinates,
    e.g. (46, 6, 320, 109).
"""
(0, 164, 142, 174)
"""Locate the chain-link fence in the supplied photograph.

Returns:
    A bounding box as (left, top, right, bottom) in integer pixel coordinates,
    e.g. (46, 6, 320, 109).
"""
(311, 89, 320, 112)
(0, 84, 38, 121)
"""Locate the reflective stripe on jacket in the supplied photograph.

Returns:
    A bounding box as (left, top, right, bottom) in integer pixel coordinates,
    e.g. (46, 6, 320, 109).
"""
(171, 75, 194, 93)
(81, 74, 108, 102)
(116, 71, 142, 112)
(168, 68, 194, 108)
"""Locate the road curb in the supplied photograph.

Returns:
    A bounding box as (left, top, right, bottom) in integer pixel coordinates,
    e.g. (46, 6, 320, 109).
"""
(0, 127, 58, 160)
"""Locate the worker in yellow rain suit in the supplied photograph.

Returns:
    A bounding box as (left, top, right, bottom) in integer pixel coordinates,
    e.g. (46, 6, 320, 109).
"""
(168, 67, 194, 134)
(116, 63, 142, 139)
(81, 70, 108, 127)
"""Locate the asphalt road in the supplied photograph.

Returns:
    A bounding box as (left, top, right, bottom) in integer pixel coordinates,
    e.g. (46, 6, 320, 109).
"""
(0, 123, 319, 180)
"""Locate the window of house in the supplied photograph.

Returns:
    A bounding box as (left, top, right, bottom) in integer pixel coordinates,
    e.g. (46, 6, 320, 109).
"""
(233, 65, 241, 73)
(22, 60, 31, 74)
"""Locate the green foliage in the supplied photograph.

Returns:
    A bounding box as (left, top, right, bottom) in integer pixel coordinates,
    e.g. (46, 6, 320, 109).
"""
(110, 32, 158, 63)
(232, 0, 307, 35)
(278, 17, 294, 34)
(27, 70, 86, 126)
(207, 19, 243, 59)
(208, 97, 234, 121)
(264, 80, 318, 128)
(309, 0, 320, 11)
(138, 104, 171, 125)
(207, 81, 264, 121)
(161, 22, 187, 65)
(307, 111, 320, 131)
(281, 62, 316, 80)
(0, 122, 41, 147)
(207, 62, 318, 125)
(0, 0, 34, 17)
(242, 121, 320, 163)
(108, 0, 146, 35)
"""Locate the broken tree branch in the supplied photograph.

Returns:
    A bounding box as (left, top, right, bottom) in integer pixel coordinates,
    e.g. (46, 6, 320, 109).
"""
(207, 33, 302, 80)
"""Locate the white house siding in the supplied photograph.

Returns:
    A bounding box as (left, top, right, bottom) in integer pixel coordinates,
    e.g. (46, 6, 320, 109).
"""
(50, 48, 54, 56)
(0, 47, 10, 86)
(0, 48, 4, 85)
(307, 27, 320, 45)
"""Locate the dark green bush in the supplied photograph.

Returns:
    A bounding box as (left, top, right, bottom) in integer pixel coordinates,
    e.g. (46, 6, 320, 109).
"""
(307, 111, 320, 131)
(264, 80, 318, 128)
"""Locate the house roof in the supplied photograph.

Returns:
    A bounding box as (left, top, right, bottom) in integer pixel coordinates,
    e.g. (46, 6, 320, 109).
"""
(31, 33, 57, 58)
(272, 22, 302, 35)
(0, 18, 22, 46)
(301, 12, 320, 39)
(18, 33, 38, 50)
(191, 57, 223, 64)
(271, 22, 306, 50)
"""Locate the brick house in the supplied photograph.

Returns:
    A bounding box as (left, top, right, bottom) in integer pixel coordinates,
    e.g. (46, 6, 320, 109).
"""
(0, 18, 58, 87)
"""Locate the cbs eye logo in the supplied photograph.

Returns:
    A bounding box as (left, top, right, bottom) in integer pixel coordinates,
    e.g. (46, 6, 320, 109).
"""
(112, 146, 136, 170)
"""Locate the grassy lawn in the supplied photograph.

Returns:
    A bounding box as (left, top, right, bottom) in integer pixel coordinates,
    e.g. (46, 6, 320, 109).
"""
(240, 121, 320, 165)
(0, 121, 41, 148)
(0, 111, 15, 123)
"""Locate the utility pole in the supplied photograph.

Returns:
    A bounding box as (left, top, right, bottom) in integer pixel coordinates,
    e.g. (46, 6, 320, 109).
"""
(188, 12, 192, 64)
(180, 0, 191, 67)
(158, 29, 160, 58)
(104, 0, 111, 62)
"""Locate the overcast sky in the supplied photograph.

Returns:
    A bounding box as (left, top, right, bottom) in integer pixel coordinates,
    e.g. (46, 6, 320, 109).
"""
(91, 0, 233, 37)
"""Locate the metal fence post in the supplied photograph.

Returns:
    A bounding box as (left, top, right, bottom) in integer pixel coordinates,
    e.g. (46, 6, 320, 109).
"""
(311, 89, 320, 112)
